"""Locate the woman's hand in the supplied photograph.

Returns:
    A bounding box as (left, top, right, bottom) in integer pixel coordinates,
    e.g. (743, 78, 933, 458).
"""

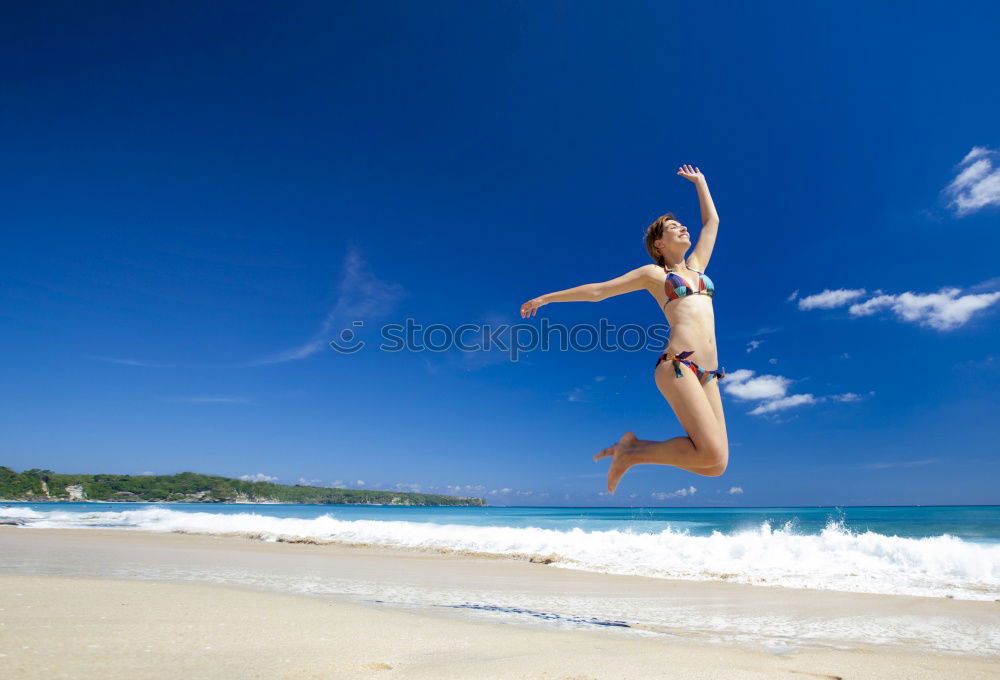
(677, 164, 705, 184)
(520, 296, 548, 318)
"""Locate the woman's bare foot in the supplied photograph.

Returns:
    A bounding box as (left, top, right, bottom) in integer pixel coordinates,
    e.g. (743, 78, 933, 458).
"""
(593, 431, 644, 494)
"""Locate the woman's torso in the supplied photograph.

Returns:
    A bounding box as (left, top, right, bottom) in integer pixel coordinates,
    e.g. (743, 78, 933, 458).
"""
(649, 264, 718, 367)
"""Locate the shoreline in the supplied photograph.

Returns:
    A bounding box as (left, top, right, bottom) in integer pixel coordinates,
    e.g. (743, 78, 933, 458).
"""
(1, 526, 999, 677)
(3, 507, 998, 602)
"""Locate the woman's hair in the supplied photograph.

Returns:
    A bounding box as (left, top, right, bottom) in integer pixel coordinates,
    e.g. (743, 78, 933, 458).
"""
(644, 213, 678, 266)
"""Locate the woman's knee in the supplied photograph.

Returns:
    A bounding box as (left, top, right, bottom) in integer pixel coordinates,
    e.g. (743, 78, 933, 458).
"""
(694, 437, 728, 470)
(696, 460, 728, 477)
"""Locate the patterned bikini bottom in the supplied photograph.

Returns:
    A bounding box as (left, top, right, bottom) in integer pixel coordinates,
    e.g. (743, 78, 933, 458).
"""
(655, 350, 726, 385)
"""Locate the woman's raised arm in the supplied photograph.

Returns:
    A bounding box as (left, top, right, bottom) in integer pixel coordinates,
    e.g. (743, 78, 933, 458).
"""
(677, 165, 720, 271)
(520, 266, 657, 318)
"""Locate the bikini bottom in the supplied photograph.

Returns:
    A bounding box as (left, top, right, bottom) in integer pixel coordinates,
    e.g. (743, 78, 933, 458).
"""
(654, 350, 726, 385)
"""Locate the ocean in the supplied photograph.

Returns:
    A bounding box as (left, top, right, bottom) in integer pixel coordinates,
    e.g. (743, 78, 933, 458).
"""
(3, 502, 999, 602)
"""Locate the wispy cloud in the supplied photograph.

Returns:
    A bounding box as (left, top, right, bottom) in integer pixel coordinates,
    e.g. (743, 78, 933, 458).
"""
(727, 486, 743, 495)
(848, 287, 1000, 330)
(652, 486, 696, 500)
(486, 487, 543, 498)
(945, 146, 1000, 216)
(168, 396, 249, 404)
(565, 375, 609, 403)
(239, 473, 278, 482)
(797, 288, 867, 310)
(256, 246, 403, 364)
(961, 146, 990, 164)
(831, 392, 862, 402)
(90, 356, 173, 368)
(446, 484, 487, 494)
(858, 458, 938, 470)
(746, 340, 761, 353)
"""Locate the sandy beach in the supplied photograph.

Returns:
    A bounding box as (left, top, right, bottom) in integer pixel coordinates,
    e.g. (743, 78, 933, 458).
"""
(1, 527, 998, 679)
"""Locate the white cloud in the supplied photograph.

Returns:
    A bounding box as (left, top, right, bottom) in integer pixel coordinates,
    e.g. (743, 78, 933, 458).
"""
(257, 246, 404, 364)
(748, 394, 819, 415)
(723, 370, 791, 401)
(652, 486, 697, 500)
(746, 340, 761, 353)
(946, 147, 1000, 216)
(330, 480, 345, 488)
(355, 479, 366, 486)
(727, 486, 743, 495)
(724, 368, 755, 383)
(297, 477, 322, 486)
(831, 392, 861, 402)
(768, 358, 778, 365)
(797, 288, 867, 310)
(239, 473, 278, 482)
(567, 387, 589, 403)
(786, 290, 799, 302)
(848, 288, 1000, 330)
(725, 368, 859, 418)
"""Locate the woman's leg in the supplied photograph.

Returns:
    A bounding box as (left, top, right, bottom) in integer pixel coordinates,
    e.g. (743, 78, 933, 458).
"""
(594, 363, 729, 493)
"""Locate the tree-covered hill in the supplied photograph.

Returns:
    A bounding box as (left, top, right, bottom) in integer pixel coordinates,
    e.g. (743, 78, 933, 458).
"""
(0, 467, 486, 506)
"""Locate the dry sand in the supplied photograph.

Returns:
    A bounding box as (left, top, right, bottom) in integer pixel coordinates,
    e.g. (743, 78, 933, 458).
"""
(1, 527, 997, 679)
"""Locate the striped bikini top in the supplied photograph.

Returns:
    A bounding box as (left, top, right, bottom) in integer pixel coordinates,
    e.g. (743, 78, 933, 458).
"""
(663, 264, 716, 306)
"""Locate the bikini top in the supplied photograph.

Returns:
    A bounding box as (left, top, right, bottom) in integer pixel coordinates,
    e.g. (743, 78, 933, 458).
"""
(663, 264, 716, 306)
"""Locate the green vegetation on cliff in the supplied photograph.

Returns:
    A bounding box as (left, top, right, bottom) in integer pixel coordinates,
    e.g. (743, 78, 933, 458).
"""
(0, 467, 486, 506)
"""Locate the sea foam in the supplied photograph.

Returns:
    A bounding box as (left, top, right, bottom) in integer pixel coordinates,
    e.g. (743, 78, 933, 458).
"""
(3, 506, 998, 600)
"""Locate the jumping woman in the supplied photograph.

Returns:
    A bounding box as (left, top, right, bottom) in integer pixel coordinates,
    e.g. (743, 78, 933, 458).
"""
(519, 164, 726, 494)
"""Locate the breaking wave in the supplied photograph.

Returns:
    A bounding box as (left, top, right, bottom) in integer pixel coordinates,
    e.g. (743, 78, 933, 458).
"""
(3, 505, 998, 600)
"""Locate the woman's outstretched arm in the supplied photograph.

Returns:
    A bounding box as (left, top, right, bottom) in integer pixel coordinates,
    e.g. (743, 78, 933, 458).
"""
(678, 165, 720, 271)
(520, 265, 657, 318)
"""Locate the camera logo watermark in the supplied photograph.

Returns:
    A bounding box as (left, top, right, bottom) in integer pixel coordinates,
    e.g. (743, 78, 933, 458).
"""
(329, 318, 670, 362)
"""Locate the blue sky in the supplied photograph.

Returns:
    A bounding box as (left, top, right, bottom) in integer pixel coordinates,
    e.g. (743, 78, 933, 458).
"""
(2, 1, 998, 506)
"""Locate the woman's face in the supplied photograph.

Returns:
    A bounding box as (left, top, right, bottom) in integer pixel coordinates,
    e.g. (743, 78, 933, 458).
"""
(656, 220, 690, 251)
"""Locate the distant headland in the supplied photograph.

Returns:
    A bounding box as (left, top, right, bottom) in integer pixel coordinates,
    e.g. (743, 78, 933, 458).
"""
(0, 467, 486, 506)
